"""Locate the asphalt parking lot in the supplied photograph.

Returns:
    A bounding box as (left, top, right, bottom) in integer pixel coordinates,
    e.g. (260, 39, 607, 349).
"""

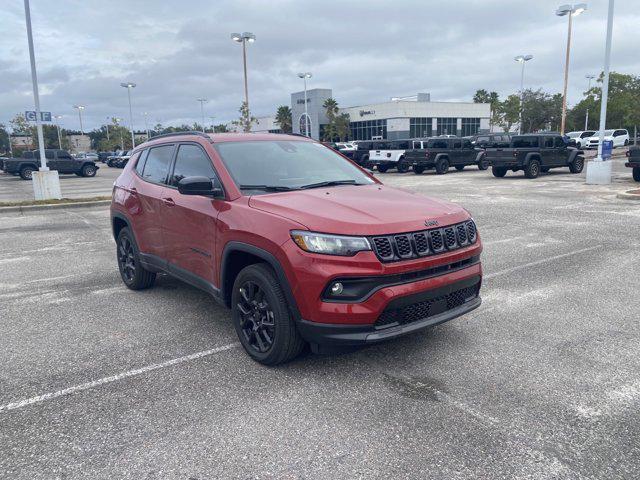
(1, 159, 639, 479)
(0, 165, 120, 202)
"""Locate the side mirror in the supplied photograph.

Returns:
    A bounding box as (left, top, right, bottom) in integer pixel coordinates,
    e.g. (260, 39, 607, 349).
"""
(178, 176, 224, 198)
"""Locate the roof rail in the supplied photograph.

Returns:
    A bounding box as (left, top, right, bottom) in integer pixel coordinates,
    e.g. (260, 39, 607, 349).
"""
(146, 131, 212, 142)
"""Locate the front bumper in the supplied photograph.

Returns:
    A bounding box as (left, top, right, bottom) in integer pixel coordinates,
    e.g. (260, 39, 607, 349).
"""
(297, 275, 481, 346)
(369, 159, 396, 166)
(625, 162, 640, 168)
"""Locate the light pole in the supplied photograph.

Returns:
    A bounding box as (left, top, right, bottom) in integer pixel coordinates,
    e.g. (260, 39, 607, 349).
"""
(120, 82, 136, 148)
(584, 74, 595, 130)
(142, 112, 149, 139)
(586, 0, 614, 185)
(556, 3, 587, 135)
(23, 0, 61, 199)
(210, 116, 216, 132)
(53, 115, 63, 149)
(73, 105, 85, 135)
(297, 72, 312, 137)
(230, 32, 256, 110)
(114, 118, 124, 151)
(514, 55, 533, 135)
(196, 98, 208, 133)
(105, 116, 111, 141)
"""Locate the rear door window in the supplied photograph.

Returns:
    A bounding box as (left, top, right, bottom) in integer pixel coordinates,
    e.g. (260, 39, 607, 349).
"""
(141, 145, 175, 184)
(428, 139, 448, 149)
(512, 136, 539, 148)
(453, 140, 462, 149)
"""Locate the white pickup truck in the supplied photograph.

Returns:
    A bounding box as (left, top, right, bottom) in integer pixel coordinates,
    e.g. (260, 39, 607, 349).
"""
(368, 139, 426, 173)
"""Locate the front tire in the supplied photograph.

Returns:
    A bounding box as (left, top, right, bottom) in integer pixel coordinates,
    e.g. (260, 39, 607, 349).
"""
(397, 158, 410, 173)
(81, 164, 97, 177)
(377, 165, 389, 173)
(633, 167, 640, 182)
(435, 158, 449, 175)
(116, 227, 156, 290)
(478, 157, 489, 170)
(232, 264, 305, 365)
(492, 166, 507, 178)
(569, 156, 584, 174)
(524, 159, 540, 179)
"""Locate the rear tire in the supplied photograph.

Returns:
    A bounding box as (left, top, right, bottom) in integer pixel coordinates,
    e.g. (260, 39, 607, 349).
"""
(19, 166, 34, 180)
(397, 158, 410, 173)
(569, 156, 584, 174)
(414, 165, 425, 174)
(492, 166, 507, 178)
(116, 227, 156, 290)
(435, 158, 449, 175)
(377, 165, 389, 173)
(478, 157, 489, 170)
(232, 264, 305, 365)
(81, 164, 97, 177)
(524, 159, 540, 179)
(633, 167, 640, 182)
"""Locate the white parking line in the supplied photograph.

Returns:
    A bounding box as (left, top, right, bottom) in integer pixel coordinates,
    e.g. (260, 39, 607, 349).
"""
(484, 245, 602, 280)
(0, 343, 240, 413)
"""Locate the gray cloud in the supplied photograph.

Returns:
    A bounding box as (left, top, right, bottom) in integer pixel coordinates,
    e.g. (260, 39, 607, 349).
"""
(1, 0, 638, 131)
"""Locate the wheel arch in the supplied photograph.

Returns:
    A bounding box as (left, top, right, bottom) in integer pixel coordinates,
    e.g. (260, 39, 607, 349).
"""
(524, 152, 541, 165)
(220, 242, 301, 320)
(111, 212, 131, 242)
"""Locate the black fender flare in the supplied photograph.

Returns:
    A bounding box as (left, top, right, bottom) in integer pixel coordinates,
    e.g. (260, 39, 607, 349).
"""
(220, 241, 302, 321)
(475, 151, 485, 163)
(434, 153, 449, 164)
(18, 162, 39, 171)
(524, 152, 541, 166)
(110, 211, 132, 241)
(567, 150, 582, 163)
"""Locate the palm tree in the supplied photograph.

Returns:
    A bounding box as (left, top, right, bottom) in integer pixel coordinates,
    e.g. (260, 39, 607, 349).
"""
(275, 106, 292, 133)
(322, 98, 340, 141)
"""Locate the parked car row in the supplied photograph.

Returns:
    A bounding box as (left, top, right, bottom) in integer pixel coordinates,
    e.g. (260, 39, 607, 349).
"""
(566, 129, 630, 148)
(106, 150, 133, 168)
(0, 149, 99, 180)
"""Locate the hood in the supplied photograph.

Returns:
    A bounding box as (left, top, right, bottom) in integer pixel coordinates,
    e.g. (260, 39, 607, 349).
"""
(248, 184, 469, 236)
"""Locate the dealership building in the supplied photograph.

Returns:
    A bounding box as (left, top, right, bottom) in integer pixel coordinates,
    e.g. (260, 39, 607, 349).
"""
(251, 88, 491, 141)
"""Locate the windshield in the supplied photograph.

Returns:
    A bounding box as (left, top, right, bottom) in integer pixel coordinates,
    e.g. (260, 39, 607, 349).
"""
(214, 140, 375, 192)
(604, 129, 614, 136)
(566, 132, 580, 138)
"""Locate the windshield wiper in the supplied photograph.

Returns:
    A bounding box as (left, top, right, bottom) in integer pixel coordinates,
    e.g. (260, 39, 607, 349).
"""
(299, 179, 362, 190)
(239, 184, 296, 191)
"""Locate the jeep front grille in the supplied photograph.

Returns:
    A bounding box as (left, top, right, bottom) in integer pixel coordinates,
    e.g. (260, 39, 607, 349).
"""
(370, 220, 478, 263)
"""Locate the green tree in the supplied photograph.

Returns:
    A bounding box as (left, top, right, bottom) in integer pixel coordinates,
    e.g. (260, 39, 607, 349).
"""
(232, 102, 256, 133)
(335, 113, 351, 141)
(322, 97, 340, 141)
(497, 95, 521, 133)
(213, 124, 229, 133)
(275, 105, 292, 133)
(520, 89, 562, 133)
(473, 89, 501, 130)
(0, 124, 10, 155)
(9, 113, 32, 135)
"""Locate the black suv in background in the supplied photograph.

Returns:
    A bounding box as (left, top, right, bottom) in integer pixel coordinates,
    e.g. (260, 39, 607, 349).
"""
(2, 149, 99, 180)
(406, 137, 486, 174)
(484, 134, 584, 179)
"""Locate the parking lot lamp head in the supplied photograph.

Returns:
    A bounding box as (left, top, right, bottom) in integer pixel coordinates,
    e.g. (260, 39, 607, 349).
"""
(196, 98, 208, 133)
(120, 82, 137, 148)
(514, 55, 533, 135)
(556, 3, 587, 135)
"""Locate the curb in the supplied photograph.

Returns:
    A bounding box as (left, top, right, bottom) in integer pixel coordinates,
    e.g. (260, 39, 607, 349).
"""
(616, 190, 640, 201)
(0, 199, 111, 214)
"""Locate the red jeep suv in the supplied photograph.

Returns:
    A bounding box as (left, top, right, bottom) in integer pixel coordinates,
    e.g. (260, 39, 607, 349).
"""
(111, 132, 483, 365)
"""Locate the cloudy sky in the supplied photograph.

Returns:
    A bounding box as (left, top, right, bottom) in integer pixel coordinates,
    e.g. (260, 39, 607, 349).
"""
(2, 0, 638, 132)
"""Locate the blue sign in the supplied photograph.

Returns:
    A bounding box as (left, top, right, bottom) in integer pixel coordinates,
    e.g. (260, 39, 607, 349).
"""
(24, 111, 52, 122)
(602, 139, 613, 160)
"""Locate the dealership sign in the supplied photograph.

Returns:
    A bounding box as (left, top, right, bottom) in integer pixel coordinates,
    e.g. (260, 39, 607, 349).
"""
(25, 111, 52, 122)
(359, 110, 375, 117)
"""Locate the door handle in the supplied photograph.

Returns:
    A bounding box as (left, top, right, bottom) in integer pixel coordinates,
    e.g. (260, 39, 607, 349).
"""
(162, 197, 175, 207)
(129, 187, 138, 195)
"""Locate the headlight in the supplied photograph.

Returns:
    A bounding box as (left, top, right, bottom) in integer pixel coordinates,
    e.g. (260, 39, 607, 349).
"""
(291, 230, 371, 256)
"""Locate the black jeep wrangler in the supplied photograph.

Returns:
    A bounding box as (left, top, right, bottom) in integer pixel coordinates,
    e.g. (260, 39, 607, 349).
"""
(626, 146, 640, 182)
(2, 149, 99, 180)
(484, 134, 584, 179)
(405, 137, 487, 175)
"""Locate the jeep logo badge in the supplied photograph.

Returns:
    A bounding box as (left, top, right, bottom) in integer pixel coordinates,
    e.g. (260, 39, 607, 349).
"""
(425, 220, 439, 227)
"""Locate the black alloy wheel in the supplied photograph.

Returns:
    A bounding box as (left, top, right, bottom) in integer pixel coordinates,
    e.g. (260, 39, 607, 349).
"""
(117, 235, 136, 283)
(237, 281, 276, 354)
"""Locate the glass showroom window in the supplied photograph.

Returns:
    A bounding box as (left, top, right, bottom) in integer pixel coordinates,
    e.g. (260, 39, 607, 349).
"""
(437, 118, 457, 136)
(461, 118, 480, 137)
(299, 114, 311, 137)
(349, 120, 387, 140)
(410, 118, 433, 138)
